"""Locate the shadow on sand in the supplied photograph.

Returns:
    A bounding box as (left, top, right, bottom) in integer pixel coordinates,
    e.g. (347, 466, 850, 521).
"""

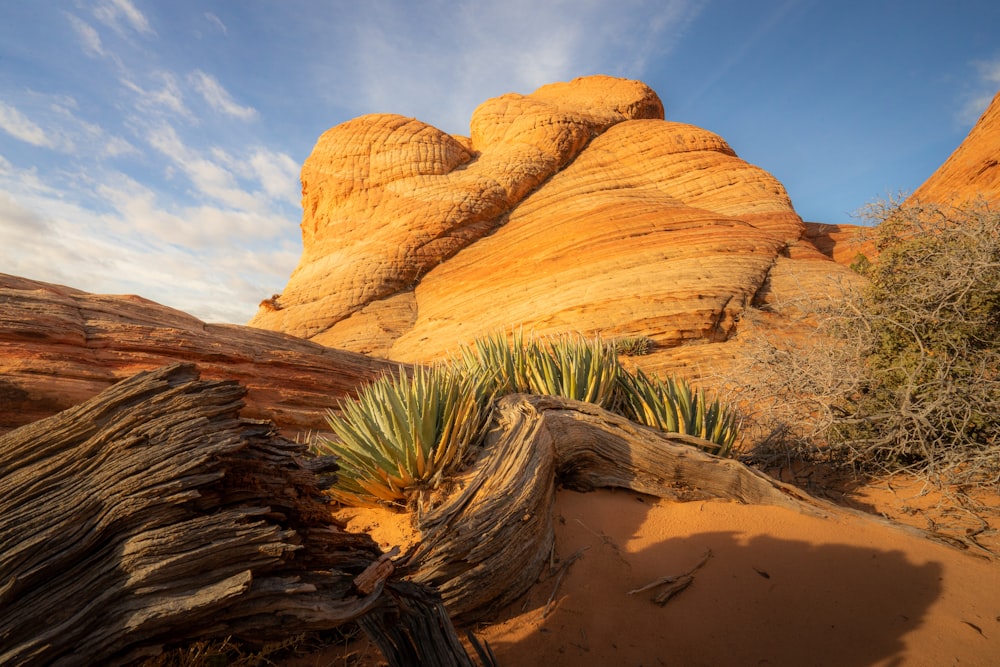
(486, 490, 942, 667)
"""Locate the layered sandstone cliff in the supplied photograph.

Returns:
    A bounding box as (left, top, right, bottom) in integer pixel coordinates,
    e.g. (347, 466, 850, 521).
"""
(0, 274, 398, 435)
(250, 75, 854, 367)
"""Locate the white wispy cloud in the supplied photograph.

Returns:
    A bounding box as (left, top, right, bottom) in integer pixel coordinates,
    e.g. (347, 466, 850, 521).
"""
(96, 173, 286, 249)
(205, 12, 228, 36)
(121, 72, 191, 118)
(0, 189, 51, 233)
(67, 14, 105, 57)
(92, 0, 153, 37)
(0, 100, 57, 148)
(146, 122, 266, 210)
(248, 149, 301, 207)
(957, 56, 1000, 126)
(189, 70, 258, 120)
(0, 159, 298, 322)
(332, 0, 703, 135)
(0, 5, 303, 324)
(0, 93, 139, 158)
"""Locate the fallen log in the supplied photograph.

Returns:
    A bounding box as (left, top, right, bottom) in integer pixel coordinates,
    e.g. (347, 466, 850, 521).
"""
(406, 393, 946, 623)
(0, 363, 474, 666)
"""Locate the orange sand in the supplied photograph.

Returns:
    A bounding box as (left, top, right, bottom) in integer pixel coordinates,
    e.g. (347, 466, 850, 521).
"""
(296, 487, 999, 667)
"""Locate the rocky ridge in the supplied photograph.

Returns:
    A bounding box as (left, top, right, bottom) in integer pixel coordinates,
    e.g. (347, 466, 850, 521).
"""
(0, 273, 398, 436)
(249, 75, 859, 372)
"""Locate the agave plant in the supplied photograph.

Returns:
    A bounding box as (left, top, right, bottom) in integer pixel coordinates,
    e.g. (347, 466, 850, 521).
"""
(619, 368, 739, 456)
(524, 334, 623, 409)
(313, 365, 490, 506)
(457, 329, 534, 397)
(461, 331, 623, 409)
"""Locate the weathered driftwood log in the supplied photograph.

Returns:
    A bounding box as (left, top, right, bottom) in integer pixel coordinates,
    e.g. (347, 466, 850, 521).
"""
(0, 364, 474, 667)
(407, 394, 856, 623)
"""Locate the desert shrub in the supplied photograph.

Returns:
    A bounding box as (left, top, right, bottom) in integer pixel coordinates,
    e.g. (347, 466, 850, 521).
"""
(314, 365, 490, 505)
(722, 302, 866, 467)
(730, 198, 1000, 485)
(610, 334, 655, 356)
(831, 198, 1000, 483)
(321, 332, 742, 506)
(461, 331, 739, 452)
(619, 368, 739, 456)
(458, 330, 622, 408)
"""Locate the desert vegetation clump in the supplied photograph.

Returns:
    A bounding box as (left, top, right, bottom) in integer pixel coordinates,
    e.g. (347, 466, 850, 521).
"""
(736, 198, 1000, 486)
(833, 198, 1000, 483)
(610, 334, 655, 356)
(316, 332, 740, 506)
(619, 368, 738, 457)
(315, 365, 491, 505)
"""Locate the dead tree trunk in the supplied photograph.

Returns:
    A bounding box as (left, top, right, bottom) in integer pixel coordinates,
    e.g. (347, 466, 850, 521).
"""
(0, 364, 475, 667)
(406, 393, 900, 623)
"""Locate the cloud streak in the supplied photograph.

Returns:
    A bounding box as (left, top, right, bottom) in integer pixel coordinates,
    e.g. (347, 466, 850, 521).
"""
(958, 56, 1000, 126)
(0, 101, 57, 148)
(92, 0, 153, 37)
(67, 14, 106, 57)
(189, 70, 258, 121)
(330, 0, 703, 134)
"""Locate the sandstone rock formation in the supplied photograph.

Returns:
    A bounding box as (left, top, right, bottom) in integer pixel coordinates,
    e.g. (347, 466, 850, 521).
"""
(802, 221, 875, 267)
(0, 273, 399, 436)
(908, 90, 1000, 206)
(250, 75, 856, 370)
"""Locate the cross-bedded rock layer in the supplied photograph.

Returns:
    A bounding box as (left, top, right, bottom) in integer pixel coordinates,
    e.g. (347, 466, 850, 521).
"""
(250, 75, 851, 365)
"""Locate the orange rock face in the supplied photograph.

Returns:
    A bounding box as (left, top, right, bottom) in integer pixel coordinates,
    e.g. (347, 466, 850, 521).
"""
(0, 274, 398, 436)
(249, 76, 856, 366)
(909, 90, 1000, 206)
(802, 222, 875, 267)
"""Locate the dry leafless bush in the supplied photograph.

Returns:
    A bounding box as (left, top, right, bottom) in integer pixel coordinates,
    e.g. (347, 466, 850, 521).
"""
(724, 197, 1000, 488)
(832, 197, 1000, 486)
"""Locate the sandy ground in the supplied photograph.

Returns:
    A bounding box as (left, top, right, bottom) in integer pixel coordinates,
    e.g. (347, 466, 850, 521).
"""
(286, 481, 999, 667)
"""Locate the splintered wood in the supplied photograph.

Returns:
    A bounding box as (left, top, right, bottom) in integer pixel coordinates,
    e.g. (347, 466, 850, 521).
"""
(0, 364, 474, 667)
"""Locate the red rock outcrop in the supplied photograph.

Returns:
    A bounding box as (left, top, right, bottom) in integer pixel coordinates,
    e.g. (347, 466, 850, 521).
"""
(802, 222, 875, 267)
(0, 273, 399, 436)
(908, 90, 1000, 206)
(250, 75, 853, 367)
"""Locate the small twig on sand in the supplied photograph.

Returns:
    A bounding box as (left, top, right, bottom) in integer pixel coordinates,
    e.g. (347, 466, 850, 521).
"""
(543, 547, 589, 619)
(628, 548, 713, 605)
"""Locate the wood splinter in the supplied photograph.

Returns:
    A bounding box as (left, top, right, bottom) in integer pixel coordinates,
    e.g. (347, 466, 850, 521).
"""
(354, 546, 401, 595)
(628, 548, 713, 606)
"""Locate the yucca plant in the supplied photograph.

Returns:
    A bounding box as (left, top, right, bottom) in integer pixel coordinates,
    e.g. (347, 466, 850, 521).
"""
(313, 365, 490, 506)
(524, 334, 623, 409)
(460, 331, 623, 408)
(619, 368, 739, 456)
(457, 329, 534, 396)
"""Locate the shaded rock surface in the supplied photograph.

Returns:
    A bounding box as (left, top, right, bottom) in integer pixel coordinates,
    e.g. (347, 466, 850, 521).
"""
(909, 90, 1000, 206)
(802, 221, 874, 267)
(0, 273, 399, 436)
(249, 75, 859, 368)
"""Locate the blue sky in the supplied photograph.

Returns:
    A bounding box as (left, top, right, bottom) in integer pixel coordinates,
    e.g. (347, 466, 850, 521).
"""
(1, 1, 998, 324)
